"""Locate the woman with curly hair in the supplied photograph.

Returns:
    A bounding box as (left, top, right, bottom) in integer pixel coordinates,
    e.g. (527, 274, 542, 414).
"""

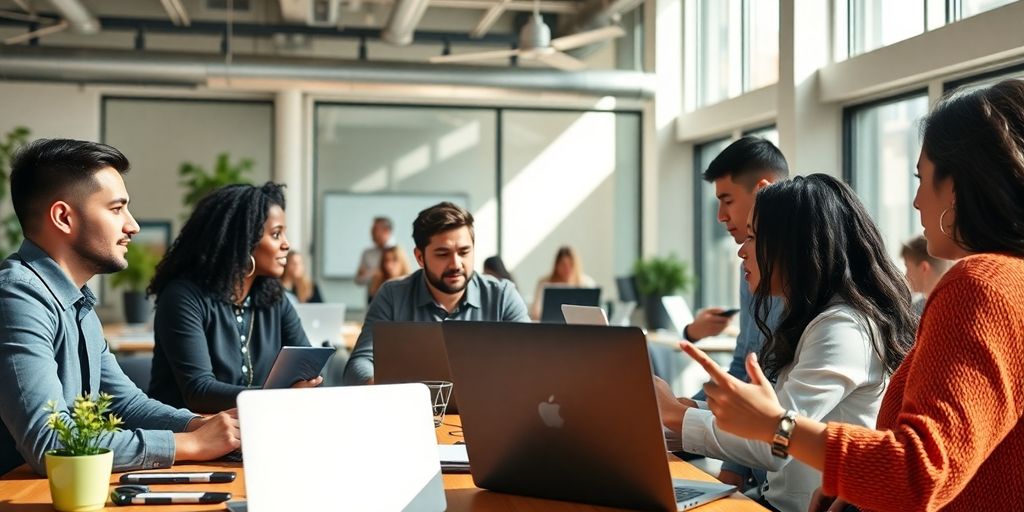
(148, 183, 319, 414)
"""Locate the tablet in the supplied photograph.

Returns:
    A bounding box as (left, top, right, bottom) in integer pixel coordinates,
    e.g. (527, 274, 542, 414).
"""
(262, 346, 336, 389)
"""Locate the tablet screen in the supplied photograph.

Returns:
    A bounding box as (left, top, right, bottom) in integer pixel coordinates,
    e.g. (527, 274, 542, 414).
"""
(262, 346, 336, 389)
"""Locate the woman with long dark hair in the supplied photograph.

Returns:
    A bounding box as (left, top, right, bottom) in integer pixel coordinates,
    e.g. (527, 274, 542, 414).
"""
(656, 174, 917, 511)
(678, 79, 1024, 512)
(148, 183, 319, 414)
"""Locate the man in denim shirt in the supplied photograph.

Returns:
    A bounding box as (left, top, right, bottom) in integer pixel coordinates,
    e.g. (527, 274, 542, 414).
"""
(658, 136, 788, 492)
(0, 139, 241, 476)
(344, 202, 530, 385)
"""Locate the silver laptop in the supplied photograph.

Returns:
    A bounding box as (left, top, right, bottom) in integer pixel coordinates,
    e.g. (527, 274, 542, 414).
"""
(441, 322, 736, 511)
(236, 385, 446, 512)
(293, 303, 347, 347)
(561, 303, 635, 327)
(661, 296, 695, 336)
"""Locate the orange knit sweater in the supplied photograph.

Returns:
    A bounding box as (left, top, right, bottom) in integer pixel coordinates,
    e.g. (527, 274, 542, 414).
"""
(823, 253, 1024, 511)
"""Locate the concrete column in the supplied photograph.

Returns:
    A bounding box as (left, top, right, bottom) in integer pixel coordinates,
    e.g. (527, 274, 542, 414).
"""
(776, 0, 842, 177)
(274, 89, 304, 252)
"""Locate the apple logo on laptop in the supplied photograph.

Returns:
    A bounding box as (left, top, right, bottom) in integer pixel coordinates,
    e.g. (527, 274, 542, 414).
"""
(538, 395, 564, 428)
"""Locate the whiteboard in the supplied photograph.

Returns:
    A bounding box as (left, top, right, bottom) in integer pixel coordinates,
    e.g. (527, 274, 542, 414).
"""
(320, 192, 469, 279)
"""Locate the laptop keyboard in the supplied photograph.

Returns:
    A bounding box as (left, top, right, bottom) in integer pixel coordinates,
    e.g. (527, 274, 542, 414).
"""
(674, 486, 703, 502)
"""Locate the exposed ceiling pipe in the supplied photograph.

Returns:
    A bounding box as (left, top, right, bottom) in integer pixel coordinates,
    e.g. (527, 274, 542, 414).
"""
(47, 0, 100, 34)
(381, 0, 430, 46)
(0, 47, 655, 97)
(470, 0, 511, 38)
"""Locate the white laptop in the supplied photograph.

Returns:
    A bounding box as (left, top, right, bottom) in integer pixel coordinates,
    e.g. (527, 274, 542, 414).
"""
(235, 385, 446, 512)
(661, 296, 695, 336)
(562, 303, 635, 327)
(294, 303, 347, 348)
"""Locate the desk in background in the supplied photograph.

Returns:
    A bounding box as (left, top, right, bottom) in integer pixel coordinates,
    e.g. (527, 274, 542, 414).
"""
(0, 416, 765, 511)
(102, 322, 363, 354)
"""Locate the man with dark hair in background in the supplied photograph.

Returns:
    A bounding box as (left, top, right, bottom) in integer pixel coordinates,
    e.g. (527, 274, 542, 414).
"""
(0, 139, 241, 476)
(901, 234, 954, 316)
(674, 136, 789, 493)
(343, 202, 529, 385)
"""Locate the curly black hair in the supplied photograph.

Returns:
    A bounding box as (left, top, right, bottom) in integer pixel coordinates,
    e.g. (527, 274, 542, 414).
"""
(148, 182, 287, 308)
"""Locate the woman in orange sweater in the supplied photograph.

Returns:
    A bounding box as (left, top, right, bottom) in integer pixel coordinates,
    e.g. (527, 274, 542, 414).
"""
(679, 79, 1024, 512)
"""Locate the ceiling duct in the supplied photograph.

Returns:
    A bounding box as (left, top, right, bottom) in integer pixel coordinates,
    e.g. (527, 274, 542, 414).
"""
(46, 0, 99, 34)
(279, 0, 341, 26)
(0, 46, 655, 97)
(381, 0, 430, 46)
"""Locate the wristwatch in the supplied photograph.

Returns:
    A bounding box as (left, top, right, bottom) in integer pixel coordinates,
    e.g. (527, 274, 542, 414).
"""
(771, 410, 798, 458)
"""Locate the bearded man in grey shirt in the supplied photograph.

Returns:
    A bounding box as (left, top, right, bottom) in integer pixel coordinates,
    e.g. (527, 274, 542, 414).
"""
(344, 202, 530, 385)
(0, 139, 240, 476)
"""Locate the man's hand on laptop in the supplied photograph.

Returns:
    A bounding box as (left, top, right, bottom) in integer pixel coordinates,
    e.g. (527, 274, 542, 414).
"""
(652, 376, 696, 431)
(686, 308, 730, 341)
(175, 409, 241, 461)
(291, 376, 324, 389)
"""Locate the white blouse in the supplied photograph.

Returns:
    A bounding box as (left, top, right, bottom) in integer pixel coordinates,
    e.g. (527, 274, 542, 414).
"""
(681, 303, 888, 512)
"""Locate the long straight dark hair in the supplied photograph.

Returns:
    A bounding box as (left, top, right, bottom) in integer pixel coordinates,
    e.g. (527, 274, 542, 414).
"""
(752, 174, 917, 379)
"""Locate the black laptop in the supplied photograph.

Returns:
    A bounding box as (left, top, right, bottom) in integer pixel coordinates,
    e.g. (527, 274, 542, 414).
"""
(373, 322, 458, 412)
(539, 287, 601, 324)
(441, 322, 736, 511)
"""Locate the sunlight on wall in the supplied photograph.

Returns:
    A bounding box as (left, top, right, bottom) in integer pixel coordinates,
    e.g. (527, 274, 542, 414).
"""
(350, 166, 389, 192)
(502, 112, 617, 269)
(437, 122, 482, 161)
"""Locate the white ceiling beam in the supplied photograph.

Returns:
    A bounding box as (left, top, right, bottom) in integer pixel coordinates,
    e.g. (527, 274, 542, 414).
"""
(5, 20, 68, 45)
(360, 0, 578, 15)
(469, 0, 510, 38)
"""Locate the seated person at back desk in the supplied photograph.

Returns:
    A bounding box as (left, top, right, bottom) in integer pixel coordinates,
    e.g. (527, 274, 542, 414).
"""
(0, 139, 238, 476)
(343, 202, 530, 385)
(148, 183, 321, 414)
(529, 245, 595, 321)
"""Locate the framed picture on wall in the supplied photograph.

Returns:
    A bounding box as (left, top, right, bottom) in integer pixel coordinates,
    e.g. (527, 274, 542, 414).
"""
(135, 220, 172, 255)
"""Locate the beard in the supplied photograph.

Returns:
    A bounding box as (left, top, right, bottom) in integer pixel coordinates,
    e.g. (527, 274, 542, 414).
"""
(423, 260, 472, 295)
(72, 224, 129, 276)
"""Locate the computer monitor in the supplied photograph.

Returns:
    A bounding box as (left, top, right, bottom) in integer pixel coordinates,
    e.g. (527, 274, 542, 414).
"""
(540, 287, 601, 324)
(616, 275, 639, 303)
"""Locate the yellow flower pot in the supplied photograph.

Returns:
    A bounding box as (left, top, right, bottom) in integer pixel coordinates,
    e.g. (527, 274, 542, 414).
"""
(45, 449, 113, 512)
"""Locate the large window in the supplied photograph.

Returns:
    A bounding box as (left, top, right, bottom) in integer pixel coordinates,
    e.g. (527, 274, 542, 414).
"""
(845, 93, 930, 263)
(694, 137, 739, 309)
(839, 0, 1020, 58)
(314, 104, 642, 309)
(695, 0, 779, 107)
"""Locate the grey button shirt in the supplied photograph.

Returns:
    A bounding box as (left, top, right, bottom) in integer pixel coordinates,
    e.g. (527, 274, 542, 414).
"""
(0, 240, 196, 476)
(343, 269, 530, 385)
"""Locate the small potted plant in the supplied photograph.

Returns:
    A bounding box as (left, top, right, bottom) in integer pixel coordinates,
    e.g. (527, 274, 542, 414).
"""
(633, 254, 694, 331)
(44, 393, 123, 512)
(110, 244, 160, 324)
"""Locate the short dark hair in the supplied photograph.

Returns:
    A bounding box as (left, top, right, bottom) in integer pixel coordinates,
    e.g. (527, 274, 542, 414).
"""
(901, 235, 954, 275)
(921, 79, 1024, 256)
(10, 138, 130, 236)
(373, 216, 393, 231)
(702, 136, 789, 187)
(412, 202, 474, 251)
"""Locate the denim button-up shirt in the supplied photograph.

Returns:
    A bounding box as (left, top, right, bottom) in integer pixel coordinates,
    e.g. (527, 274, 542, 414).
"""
(343, 269, 530, 385)
(0, 240, 196, 476)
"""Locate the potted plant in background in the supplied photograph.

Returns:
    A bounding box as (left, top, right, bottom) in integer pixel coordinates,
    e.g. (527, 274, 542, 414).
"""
(110, 244, 160, 324)
(632, 254, 693, 331)
(179, 152, 253, 213)
(0, 126, 30, 256)
(44, 393, 123, 512)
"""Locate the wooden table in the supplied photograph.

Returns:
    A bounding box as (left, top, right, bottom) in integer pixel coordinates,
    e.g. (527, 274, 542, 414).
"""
(0, 417, 764, 511)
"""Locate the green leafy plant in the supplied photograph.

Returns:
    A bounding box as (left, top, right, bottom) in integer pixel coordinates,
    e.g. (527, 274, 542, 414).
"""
(632, 254, 694, 297)
(110, 244, 161, 292)
(45, 393, 123, 456)
(178, 152, 253, 212)
(0, 126, 30, 256)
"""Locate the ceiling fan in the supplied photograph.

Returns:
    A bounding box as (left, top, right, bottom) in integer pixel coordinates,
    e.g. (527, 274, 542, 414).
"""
(429, 2, 625, 71)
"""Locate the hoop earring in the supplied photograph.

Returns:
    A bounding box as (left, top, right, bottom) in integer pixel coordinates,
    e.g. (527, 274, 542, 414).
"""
(939, 207, 954, 239)
(245, 255, 256, 278)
